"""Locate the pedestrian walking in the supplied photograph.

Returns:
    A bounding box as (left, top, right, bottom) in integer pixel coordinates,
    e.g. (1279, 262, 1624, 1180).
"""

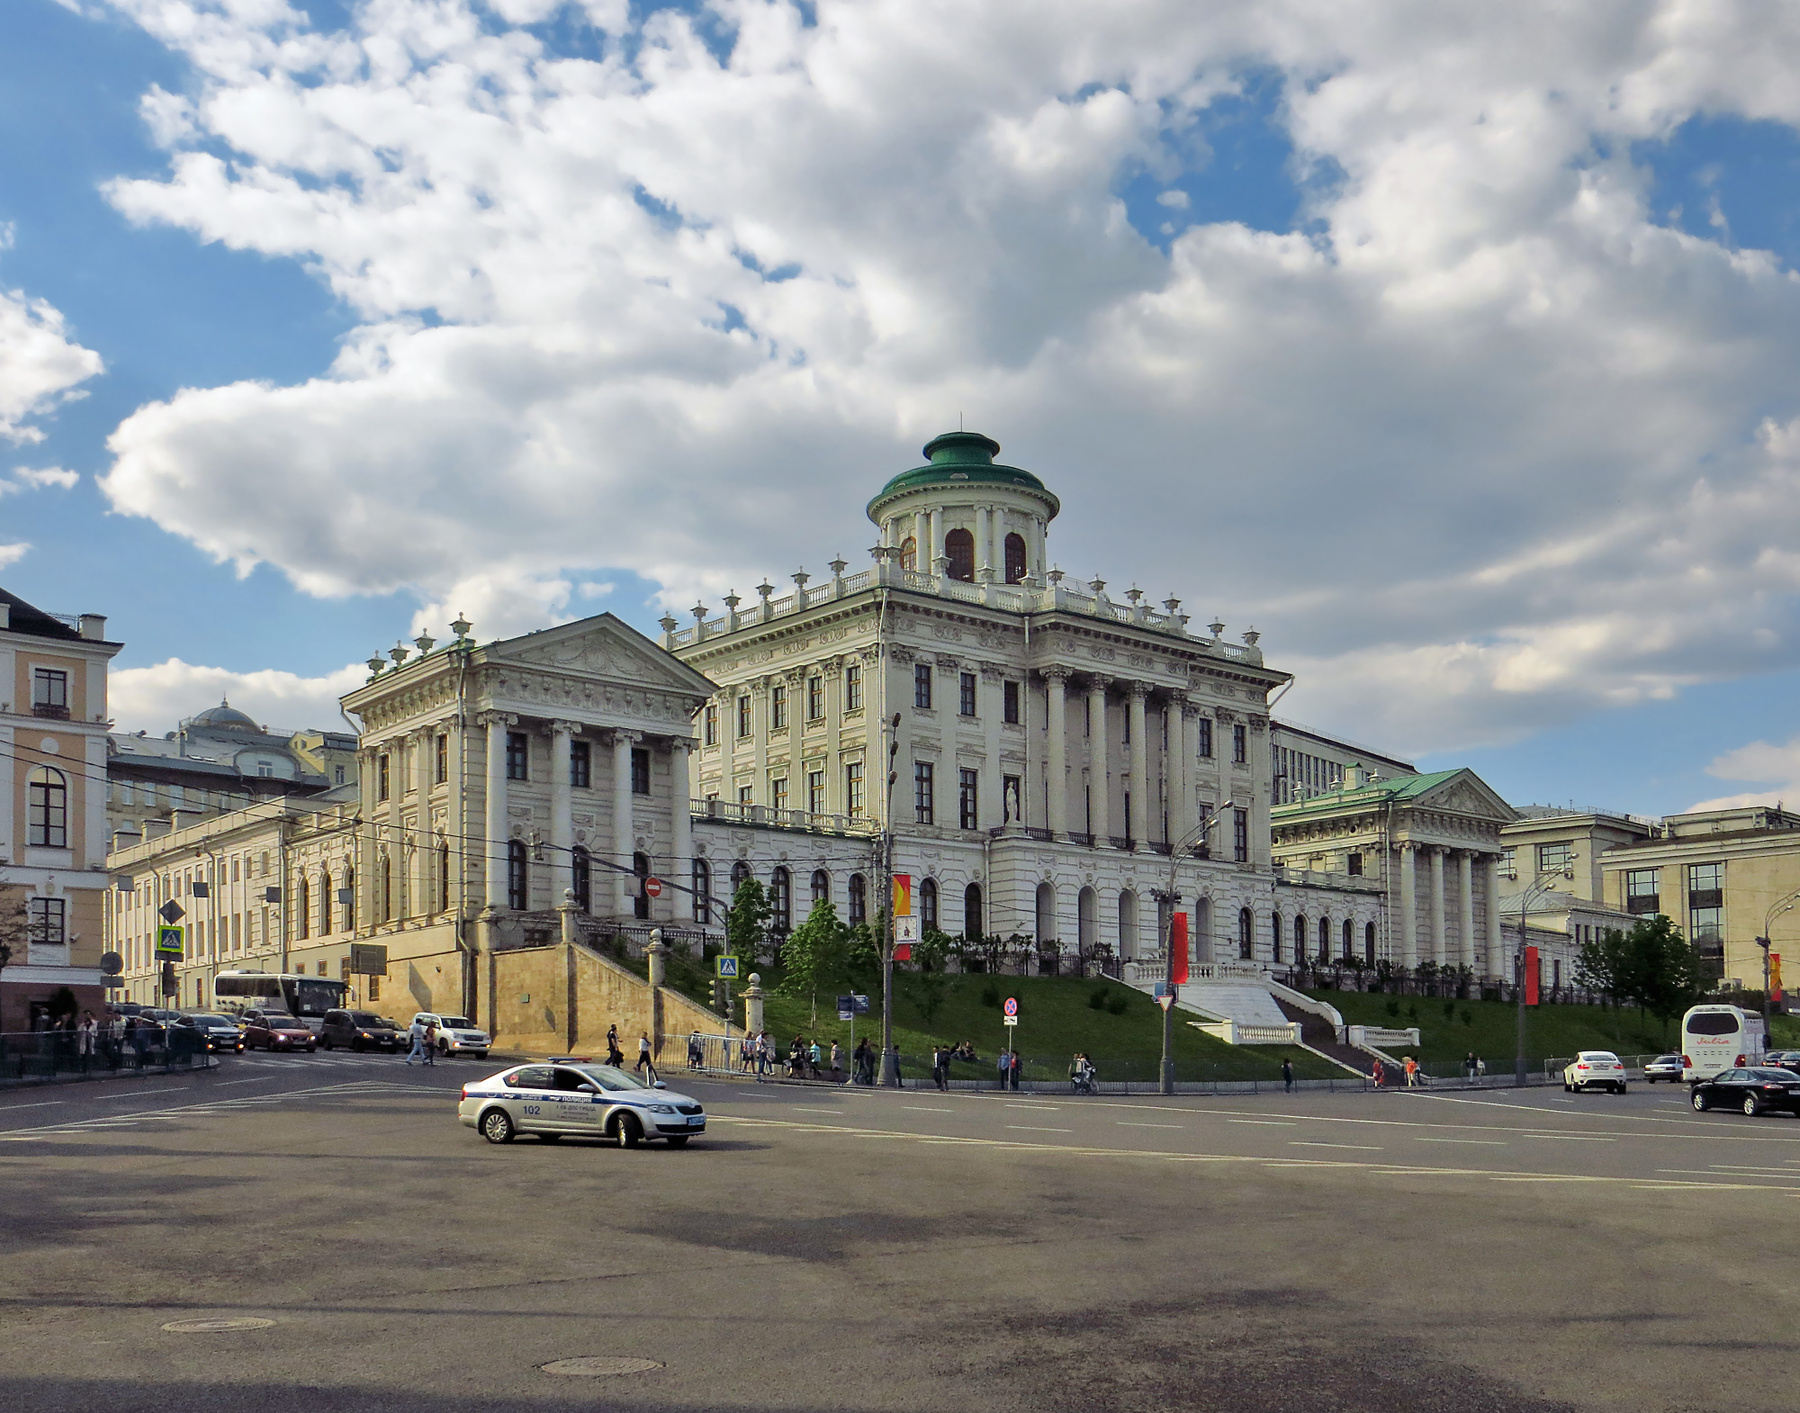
(1371, 1057, 1385, 1088)
(1464, 1051, 1477, 1079)
(405, 1016, 427, 1065)
(1403, 1055, 1419, 1088)
(809, 1039, 824, 1077)
(758, 1031, 773, 1075)
(77, 1011, 97, 1057)
(830, 1041, 844, 1084)
(637, 1031, 658, 1083)
(932, 1044, 950, 1091)
(1476, 1055, 1487, 1077)
(995, 1048, 1011, 1090)
(688, 1030, 703, 1069)
(1282, 1057, 1294, 1093)
(606, 1023, 623, 1068)
(423, 1019, 438, 1065)
(1008, 1048, 1021, 1090)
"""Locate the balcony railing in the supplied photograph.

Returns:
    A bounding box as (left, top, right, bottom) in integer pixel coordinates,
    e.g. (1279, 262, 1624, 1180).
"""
(691, 797, 879, 838)
(32, 702, 70, 720)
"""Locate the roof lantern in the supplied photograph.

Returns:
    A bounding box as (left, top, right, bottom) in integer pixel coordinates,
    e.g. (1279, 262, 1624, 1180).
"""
(865, 430, 1059, 523)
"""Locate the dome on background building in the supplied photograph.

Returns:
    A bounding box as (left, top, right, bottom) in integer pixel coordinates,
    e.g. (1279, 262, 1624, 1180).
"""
(866, 431, 1059, 522)
(190, 697, 260, 733)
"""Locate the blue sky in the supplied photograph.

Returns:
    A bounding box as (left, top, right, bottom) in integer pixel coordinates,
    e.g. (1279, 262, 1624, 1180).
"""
(7, 2, 1800, 817)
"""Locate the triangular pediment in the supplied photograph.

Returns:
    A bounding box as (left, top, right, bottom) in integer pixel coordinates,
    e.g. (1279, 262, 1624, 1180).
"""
(1407, 769, 1517, 824)
(496, 613, 716, 699)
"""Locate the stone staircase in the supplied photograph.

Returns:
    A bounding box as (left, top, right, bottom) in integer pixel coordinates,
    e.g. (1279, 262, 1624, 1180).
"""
(1274, 998, 1377, 1076)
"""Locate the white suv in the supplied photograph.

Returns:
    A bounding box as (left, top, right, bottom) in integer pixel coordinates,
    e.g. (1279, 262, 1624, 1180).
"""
(1563, 1051, 1627, 1094)
(412, 1012, 490, 1059)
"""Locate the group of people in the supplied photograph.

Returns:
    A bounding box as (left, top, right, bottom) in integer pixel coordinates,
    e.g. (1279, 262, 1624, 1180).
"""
(1370, 1054, 1449, 1088)
(1069, 1052, 1097, 1094)
(603, 1024, 658, 1080)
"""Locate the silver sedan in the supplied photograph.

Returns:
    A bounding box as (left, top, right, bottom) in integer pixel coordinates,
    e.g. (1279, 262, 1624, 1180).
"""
(458, 1061, 707, 1147)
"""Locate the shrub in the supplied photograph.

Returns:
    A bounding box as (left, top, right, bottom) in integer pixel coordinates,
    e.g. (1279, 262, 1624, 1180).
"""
(1385, 998, 1401, 1019)
(1106, 993, 1130, 1016)
(1088, 989, 1107, 1010)
(980, 982, 1001, 1009)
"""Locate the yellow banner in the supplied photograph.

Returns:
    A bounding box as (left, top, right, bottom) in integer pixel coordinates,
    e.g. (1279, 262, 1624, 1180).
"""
(892, 874, 912, 918)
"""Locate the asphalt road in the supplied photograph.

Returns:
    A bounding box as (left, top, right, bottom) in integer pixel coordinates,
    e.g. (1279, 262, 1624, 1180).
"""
(3, 1052, 1797, 1413)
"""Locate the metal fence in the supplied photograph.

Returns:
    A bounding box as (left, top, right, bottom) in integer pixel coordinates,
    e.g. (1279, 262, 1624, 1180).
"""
(0, 1029, 214, 1086)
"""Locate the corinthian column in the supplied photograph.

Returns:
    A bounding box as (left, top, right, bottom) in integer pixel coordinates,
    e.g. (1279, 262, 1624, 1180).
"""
(483, 713, 515, 912)
(1458, 849, 1475, 972)
(1398, 842, 1418, 968)
(1088, 676, 1111, 844)
(549, 720, 578, 906)
(1127, 683, 1150, 850)
(611, 730, 639, 916)
(1429, 845, 1446, 966)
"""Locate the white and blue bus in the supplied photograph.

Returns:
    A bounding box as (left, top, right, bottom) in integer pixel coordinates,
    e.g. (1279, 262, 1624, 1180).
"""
(214, 970, 349, 1024)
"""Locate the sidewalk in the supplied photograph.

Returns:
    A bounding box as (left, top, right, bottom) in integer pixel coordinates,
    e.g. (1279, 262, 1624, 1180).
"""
(0, 1054, 216, 1093)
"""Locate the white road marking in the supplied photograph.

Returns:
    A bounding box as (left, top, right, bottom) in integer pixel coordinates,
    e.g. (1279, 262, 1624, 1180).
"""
(1006, 1125, 1073, 1133)
(1415, 1137, 1507, 1145)
(1291, 1141, 1384, 1150)
(1119, 1122, 1186, 1129)
(1524, 1134, 1614, 1141)
(1226, 1119, 1296, 1127)
(214, 1077, 277, 1086)
(903, 1106, 955, 1113)
(0, 1101, 65, 1110)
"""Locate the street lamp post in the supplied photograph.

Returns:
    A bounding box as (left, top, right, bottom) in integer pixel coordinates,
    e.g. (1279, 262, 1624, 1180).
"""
(1503, 873, 1565, 1088)
(1153, 803, 1232, 1096)
(1754, 891, 1800, 1040)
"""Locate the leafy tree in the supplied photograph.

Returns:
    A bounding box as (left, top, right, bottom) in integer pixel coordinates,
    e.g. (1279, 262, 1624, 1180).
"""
(725, 876, 771, 967)
(780, 898, 850, 1026)
(1628, 914, 1705, 1042)
(0, 886, 26, 978)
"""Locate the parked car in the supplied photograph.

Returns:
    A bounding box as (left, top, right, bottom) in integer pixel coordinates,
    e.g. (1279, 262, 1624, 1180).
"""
(1689, 1066, 1800, 1116)
(411, 1012, 490, 1059)
(1764, 1049, 1800, 1070)
(1643, 1055, 1683, 1083)
(457, 1060, 706, 1146)
(175, 1013, 245, 1053)
(241, 1012, 317, 1052)
(1563, 1051, 1628, 1094)
(319, 1010, 401, 1052)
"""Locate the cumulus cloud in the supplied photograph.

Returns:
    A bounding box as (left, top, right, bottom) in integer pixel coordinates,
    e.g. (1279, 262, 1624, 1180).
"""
(0, 282, 103, 443)
(0, 543, 30, 570)
(85, 0, 1800, 756)
(1, 466, 80, 495)
(109, 657, 367, 736)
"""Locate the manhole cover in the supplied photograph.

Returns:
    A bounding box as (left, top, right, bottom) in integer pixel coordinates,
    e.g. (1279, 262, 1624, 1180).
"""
(161, 1317, 277, 1334)
(540, 1357, 664, 1376)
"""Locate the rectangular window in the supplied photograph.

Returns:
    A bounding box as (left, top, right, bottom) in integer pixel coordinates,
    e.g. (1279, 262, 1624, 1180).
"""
(1233, 807, 1249, 862)
(27, 897, 66, 952)
(807, 676, 823, 721)
(772, 777, 789, 812)
(1003, 680, 1020, 724)
(959, 672, 977, 717)
(1502, 846, 1517, 877)
(435, 734, 448, 784)
(914, 663, 932, 710)
(959, 767, 978, 830)
(570, 740, 591, 789)
(1625, 867, 1660, 915)
(771, 683, 788, 731)
(1232, 724, 1247, 764)
(845, 663, 863, 712)
(914, 761, 935, 824)
(1196, 717, 1213, 759)
(505, 732, 529, 781)
(631, 747, 651, 796)
(807, 770, 826, 814)
(737, 696, 752, 738)
(845, 762, 865, 817)
(1347, 851, 1363, 877)
(703, 703, 718, 747)
(738, 784, 754, 806)
(377, 753, 391, 801)
(1537, 841, 1573, 873)
(31, 667, 69, 718)
(1687, 861, 1723, 909)
(1690, 905, 1725, 962)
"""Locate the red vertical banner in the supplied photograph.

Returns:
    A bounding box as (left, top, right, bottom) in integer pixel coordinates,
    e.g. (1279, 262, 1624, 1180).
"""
(1525, 944, 1540, 1007)
(1171, 912, 1190, 986)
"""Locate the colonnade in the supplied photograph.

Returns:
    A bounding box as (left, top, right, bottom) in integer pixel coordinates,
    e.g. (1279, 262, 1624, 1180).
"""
(1391, 842, 1504, 974)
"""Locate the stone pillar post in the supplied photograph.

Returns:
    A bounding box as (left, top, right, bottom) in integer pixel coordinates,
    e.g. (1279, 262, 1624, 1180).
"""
(549, 720, 577, 906)
(484, 714, 513, 912)
(1484, 854, 1504, 978)
(1398, 842, 1418, 969)
(1127, 683, 1150, 850)
(912, 509, 928, 569)
(611, 730, 637, 916)
(1087, 677, 1111, 843)
(1045, 668, 1069, 838)
(743, 971, 765, 1035)
(975, 505, 993, 580)
(1429, 845, 1447, 966)
(1173, 702, 1195, 844)
(670, 737, 695, 920)
(645, 929, 666, 1058)
(1458, 849, 1476, 972)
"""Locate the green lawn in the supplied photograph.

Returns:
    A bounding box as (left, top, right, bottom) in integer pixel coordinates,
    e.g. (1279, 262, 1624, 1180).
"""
(660, 958, 1343, 1082)
(1305, 986, 1763, 1071)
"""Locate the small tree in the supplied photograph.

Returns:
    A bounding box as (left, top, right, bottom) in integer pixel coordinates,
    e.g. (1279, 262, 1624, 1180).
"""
(1575, 927, 1632, 1038)
(726, 876, 771, 968)
(1628, 914, 1704, 1044)
(780, 898, 850, 1026)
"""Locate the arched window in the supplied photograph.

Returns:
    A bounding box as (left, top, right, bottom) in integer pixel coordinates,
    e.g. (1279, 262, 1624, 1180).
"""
(899, 536, 917, 572)
(1343, 918, 1354, 959)
(633, 851, 651, 920)
(572, 847, 591, 913)
(506, 841, 527, 911)
(344, 865, 357, 932)
(1365, 921, 1377, 965)
(1238, 907, 1254, 960)
(320, 870, 333, 935)
(1271, 911, 1283, 963)
(770, 866, 792, 933)
(26, 766, 67, 848)
(811, 869, 830, 906)
(920, 877, 938, 930)
(1294, 916, 1306, 959)
(1036, 881, 1057, 947)
(1004, 531, 1027, 584)
(965, 883, 984, 943)
(1077, 885, 1096, 960)
(1117, 889, 1137, 960)
(297, 876, 310, 939)
(848, 873, 867, 925)
(731, 858, 751, 895)
(944, 527, 975, 581)
(692, 858, 711, 925)
(1318, 916, 1331, 962)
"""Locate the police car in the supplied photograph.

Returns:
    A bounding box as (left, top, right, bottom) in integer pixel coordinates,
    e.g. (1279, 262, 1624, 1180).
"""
(458, 1059, 706, 1147)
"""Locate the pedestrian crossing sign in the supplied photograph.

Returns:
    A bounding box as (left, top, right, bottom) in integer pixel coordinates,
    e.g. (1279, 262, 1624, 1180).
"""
(155, 924, 185, 960)
(716, 955, 740, 978)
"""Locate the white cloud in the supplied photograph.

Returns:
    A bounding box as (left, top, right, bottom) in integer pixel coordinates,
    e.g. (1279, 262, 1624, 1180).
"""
(109, 657, 367, 736)
(85, 0, 1800, 757)
(1686, 734, 1800, 812)
(0, 284, 103, 444)
(0, 542, 30, 570)
(1, 466, 80, 496)
(1157, 189, 1191, 209)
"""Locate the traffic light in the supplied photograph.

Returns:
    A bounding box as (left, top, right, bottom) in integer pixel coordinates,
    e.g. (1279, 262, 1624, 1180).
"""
(160, 961, 178, 996)
(710, 978, 729, 1014)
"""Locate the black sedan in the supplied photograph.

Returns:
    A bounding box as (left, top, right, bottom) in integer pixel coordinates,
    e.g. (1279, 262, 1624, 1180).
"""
(1689, 1066, 1800, 1116)
(318, 1010, 402, 1052)
(175, 1014, 245, 1053)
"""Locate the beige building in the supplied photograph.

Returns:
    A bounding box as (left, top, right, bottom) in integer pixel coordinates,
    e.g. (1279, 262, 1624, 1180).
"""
(0, 587, 122, 1031)
(1599, 805, 1800, 989)
(668, 430, 1300, 966)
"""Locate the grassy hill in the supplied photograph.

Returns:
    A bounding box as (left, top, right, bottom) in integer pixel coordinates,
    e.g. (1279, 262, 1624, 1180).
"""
(654, 956, 1344, 1083)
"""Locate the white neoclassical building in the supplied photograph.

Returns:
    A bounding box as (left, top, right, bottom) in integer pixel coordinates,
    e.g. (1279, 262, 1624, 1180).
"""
(666, 430, 1305, 966)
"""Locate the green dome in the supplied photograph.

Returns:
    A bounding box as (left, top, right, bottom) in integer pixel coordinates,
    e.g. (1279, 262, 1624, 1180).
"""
(866, 431, 1059, 522)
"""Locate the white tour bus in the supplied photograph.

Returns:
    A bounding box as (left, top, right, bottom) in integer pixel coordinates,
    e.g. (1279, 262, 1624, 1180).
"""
(1680, 1004, 1767, 1082)
(214, 970, 350, 1026)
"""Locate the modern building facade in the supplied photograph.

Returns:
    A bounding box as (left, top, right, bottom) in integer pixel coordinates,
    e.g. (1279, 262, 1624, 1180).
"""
(0, 587, 122, 1031)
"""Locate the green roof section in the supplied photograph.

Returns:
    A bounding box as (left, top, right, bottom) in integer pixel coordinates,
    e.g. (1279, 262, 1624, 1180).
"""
(1271, 768, 1466, 819)
(866, 431, 1060, 522)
